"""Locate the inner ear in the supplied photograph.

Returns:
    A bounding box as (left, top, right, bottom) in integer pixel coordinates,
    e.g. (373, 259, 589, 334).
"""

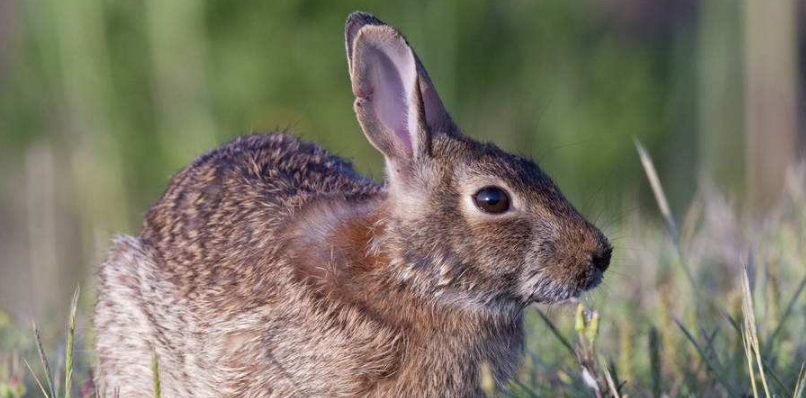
(350, 26, 426, 161)
(362, 42, 418, 154)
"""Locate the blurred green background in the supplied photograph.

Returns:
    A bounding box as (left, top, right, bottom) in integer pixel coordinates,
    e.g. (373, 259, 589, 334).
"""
(0, 0, 803, 320)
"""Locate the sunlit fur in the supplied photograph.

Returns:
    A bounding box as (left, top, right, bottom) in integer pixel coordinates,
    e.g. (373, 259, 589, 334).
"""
(94, 12, 610, 398)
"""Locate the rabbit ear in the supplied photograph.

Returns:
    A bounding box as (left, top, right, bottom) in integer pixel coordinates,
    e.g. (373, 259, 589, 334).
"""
(345, 12, 459, 165)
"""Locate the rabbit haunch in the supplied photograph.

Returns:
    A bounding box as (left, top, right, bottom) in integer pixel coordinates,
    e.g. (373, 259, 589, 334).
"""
(94, 11, 611, 398)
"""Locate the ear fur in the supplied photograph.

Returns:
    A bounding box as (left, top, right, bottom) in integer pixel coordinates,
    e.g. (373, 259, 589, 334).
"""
(345, 12, 459, 168)
(350, 24, 426, 161)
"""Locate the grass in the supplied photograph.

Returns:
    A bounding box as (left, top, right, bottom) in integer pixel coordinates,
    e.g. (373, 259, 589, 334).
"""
(24, 288, 79, 398)
(505, 144, 806, 397)
(1, 147, 805, 397)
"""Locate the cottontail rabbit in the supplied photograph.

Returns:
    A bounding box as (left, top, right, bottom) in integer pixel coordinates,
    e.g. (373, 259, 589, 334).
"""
(95, 11, 611, 398)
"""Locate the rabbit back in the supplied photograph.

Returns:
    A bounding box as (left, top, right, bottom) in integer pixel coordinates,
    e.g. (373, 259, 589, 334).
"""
(141, 133, 379, 302)
(95, 133, 397, 397)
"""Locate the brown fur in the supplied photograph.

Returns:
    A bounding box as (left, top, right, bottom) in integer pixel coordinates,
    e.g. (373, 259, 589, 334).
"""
(95, 12, 610, 398)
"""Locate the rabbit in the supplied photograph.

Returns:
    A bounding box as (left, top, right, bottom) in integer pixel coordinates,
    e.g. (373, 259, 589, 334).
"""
(94, 11, 611, 398)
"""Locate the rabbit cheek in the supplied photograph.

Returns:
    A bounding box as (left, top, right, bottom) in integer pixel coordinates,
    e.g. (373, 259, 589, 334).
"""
(461, 217, 531, 296)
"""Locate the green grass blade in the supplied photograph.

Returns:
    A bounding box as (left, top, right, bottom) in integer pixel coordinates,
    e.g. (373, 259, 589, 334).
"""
(598, 356, 622, 398)
(741, 267, 773, 398)
(793, 362, 806, 398)
(634, 138, 700, 294)
(743, 324, 760, 398)
(721, 310, 742, 335)
(674, 319, 740, 396)
(24, 358, 53, 398)
(648, 327, 662, 398)
(535, 310, 576, 358)
(763, 272, 806, 359)
(507, 378, 542, 398)
(32, 322, 56, 398)
(64, 286, 80, 398)
(152, 351, 161, 398)
(634, 138, 677, 238)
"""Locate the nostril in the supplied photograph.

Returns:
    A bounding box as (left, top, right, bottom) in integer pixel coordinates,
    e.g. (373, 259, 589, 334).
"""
(591, 246, 612, 272)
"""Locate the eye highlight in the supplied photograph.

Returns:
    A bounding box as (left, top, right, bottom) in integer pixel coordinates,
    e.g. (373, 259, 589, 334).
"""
(473, 186, 511, 214)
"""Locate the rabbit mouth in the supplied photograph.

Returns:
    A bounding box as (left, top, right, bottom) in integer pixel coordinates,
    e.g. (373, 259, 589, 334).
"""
(523, 268, 604, 304)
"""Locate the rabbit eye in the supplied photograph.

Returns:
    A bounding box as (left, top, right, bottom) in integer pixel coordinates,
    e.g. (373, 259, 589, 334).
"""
(473, 186, 510, 214)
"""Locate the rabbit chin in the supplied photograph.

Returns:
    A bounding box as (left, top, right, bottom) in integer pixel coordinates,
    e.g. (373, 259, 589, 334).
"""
(520, 268, 604, 305)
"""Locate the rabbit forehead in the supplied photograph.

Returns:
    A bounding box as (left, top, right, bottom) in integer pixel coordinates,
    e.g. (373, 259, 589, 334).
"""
(442, 142, 555, 198)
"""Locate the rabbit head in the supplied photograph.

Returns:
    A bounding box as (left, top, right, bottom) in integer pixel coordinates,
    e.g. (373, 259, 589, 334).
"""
(345, 12, 611, 309)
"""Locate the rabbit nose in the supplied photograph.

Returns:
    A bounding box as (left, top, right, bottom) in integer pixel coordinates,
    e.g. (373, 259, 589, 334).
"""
(591, 246, 612, 272)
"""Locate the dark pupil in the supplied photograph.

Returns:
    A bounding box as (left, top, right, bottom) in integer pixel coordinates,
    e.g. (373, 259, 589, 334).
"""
(474, 187, 510, 213)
